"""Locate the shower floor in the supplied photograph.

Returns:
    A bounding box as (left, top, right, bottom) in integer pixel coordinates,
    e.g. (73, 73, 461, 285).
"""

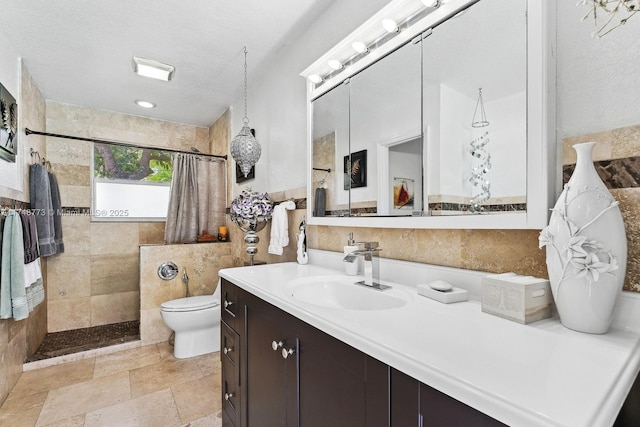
(26, 320, 140, 362)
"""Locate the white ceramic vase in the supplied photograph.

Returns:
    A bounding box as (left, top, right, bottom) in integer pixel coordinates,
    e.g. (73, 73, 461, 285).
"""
(540, 142, 627, 334)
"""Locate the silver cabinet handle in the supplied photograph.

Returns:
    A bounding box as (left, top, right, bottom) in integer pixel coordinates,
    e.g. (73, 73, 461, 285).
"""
(224, 300, 234, 308)
(225, 392, 234, 401)
(223, 346, 233, 355)
(282, 347, 295, 359)
(271, 340, 283, 351)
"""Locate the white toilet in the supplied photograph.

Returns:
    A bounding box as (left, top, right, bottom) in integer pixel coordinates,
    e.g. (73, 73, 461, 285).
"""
(160, 283, 221, 359)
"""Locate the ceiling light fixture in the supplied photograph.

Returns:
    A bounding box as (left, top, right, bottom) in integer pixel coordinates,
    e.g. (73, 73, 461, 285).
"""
(135, 99, 156, 109)
(420, 0, 439, 7)
(382, 18, 399, 33)
(352, 41, 369, 54)
(230, 47, 261, 178)
(308, 74, 323, 84)
(132, 56, 175, 81)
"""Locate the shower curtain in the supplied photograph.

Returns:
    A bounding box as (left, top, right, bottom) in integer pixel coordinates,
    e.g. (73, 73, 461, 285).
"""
(164, 153, 226, 244)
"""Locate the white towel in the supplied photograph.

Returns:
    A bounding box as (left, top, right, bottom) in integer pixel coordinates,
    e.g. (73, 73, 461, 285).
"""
(268, 201, 296, 256)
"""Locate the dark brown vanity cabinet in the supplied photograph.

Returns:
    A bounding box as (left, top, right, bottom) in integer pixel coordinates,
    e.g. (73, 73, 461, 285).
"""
(221, 278, 505, 427)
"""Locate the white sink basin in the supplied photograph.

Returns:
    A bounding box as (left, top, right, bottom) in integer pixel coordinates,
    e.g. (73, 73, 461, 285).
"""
(285, 275, 410, 310)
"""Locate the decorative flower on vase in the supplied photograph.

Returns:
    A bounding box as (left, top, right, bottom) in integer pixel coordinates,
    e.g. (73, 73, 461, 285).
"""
(539, 189, 619, 300)
(230, 188, 273, 232)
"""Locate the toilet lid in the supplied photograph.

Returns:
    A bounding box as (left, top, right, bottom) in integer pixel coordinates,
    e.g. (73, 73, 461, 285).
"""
(161, 295, 219, 312)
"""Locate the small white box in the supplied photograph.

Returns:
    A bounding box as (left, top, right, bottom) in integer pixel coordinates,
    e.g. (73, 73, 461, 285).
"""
(481, 273, 552, 324)
(417, 283, 468, 304)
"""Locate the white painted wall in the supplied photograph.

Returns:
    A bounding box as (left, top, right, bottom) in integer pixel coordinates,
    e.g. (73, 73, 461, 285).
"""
(0, 27, 23, 199)
(229, 0, 390, 197)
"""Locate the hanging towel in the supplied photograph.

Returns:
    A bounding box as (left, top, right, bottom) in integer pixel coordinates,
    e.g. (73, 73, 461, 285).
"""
(49, 172, 64, 253)
(268, 200, 296, 256)
(30, 164, 56, 256)
(19, 211, 44, 311)
(314, 187, 326, 217)
(0, 211, 29, 320)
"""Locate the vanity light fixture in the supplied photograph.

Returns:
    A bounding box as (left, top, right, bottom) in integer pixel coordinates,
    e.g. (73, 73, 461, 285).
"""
(382, 18, 399, 33)
(135, 99, 156, 109)
(328, 59, 344, 70)
(132, 56, 175, 81)
(308, 74, 323, 84)
(352, 41, 369, 54)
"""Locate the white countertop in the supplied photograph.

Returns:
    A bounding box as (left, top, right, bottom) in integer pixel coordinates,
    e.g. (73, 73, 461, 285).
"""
(219, 256, 640, 427)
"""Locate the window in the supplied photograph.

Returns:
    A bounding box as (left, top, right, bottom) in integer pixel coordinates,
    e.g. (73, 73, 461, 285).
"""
(92, 143, 173, 221)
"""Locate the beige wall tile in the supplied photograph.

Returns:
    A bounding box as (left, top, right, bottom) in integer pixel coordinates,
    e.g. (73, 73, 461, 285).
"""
(612, 124, 640, 159)
(562, 132, 613, 164)
(46, 255, 91, 301)
(90, 222, 140, 255)
(48, 298, 91, 332)
(91, 292, 140, 326)
(612, 188, 640, 292)
(139, 222, 166, 244)
(140, 309, 172, 346)
(90, 254, 139, 296)
(43, 138, 92, 166)
(50, 164, 91, 187)
(60, 215, 91, 255)
(59, 185, 90, 208)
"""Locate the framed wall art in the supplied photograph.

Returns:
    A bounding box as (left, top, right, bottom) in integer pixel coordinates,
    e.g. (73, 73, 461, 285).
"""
(344, 149, 367, 190)
(0, 82, 18, 163)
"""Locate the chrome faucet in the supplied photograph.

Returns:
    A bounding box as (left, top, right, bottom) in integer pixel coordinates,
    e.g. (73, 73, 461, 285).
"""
(343, 242, 390, 291)
(182, 268, 190, 297)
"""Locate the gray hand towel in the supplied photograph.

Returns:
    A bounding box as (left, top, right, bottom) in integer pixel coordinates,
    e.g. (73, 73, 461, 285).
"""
(48, 172, 64, 253)
(314, 187, 326, 217)
(29, 164, 56, 256)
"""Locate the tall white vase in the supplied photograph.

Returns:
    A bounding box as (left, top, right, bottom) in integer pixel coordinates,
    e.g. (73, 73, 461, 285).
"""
(540, 142, 627, 334)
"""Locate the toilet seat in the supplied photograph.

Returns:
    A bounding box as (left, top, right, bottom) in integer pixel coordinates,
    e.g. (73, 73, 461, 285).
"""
(161, 295, 219, 312)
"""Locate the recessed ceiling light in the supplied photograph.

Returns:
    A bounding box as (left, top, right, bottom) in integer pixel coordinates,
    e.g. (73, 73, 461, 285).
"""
(308, 74, 323, 84)
(132, 56, 175, 81)
(135, 99, 156, 109)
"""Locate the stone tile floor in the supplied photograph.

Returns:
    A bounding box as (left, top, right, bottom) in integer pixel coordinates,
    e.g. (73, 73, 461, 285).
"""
(0, 342, 222, 426)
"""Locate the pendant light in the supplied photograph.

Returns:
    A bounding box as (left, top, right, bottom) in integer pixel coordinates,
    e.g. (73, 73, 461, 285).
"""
(471, 88, 489, 128)
(231, 47, 261, 177)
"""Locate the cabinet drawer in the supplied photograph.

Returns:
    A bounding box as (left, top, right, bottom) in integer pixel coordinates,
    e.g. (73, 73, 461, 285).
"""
(221, 320, 240, 384)
(223, 357, 241, 427)
(221, 279, 240, 330)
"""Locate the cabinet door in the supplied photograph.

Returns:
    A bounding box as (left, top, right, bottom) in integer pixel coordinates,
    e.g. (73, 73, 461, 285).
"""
(298, 321, 388, 427)
(391, 368, 419, 427)
(420, 383, 506, 427)
(221, 279, 240, 331)
(246, 301, 297, 426)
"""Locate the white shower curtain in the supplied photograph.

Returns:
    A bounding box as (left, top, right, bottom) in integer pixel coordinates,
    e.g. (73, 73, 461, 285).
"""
(164, 153, 226, 244)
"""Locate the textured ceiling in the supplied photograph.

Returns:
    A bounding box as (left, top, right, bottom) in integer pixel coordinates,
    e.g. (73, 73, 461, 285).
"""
(0, 0, 333, 127)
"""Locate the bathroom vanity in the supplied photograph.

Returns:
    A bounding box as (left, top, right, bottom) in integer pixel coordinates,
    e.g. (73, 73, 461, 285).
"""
(219, 255, 640, 427)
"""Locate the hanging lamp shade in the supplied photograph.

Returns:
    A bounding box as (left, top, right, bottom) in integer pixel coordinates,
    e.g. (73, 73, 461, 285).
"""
(231, 124, 261, 177)
(231, 47, 261, 177)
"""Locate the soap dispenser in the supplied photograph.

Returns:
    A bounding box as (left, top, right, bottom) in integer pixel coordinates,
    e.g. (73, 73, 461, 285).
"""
(344, 233, 360, 276)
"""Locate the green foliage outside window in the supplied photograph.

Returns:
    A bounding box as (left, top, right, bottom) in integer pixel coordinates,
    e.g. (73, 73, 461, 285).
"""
(93, 143, 173, 182)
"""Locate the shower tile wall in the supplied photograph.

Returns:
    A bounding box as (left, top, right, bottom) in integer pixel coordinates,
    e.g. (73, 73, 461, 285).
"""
(45, 102, 212, 332)
(139, 243, 232, 345)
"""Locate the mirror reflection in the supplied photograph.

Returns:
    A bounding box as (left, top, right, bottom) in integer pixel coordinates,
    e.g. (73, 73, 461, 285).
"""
(310, 0, 527, 218)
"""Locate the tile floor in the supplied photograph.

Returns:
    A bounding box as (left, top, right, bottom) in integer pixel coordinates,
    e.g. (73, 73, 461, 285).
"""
(0, 342, 222, 427)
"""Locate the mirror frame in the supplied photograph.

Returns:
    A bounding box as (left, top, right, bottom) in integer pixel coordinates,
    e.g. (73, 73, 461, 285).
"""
(301, 0, 556, 229)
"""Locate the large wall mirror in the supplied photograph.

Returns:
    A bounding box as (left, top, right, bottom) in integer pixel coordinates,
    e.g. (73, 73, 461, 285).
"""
(304, 0, 555, 229)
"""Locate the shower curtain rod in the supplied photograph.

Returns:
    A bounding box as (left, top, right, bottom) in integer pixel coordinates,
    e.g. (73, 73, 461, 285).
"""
(25, 128, 228, 160)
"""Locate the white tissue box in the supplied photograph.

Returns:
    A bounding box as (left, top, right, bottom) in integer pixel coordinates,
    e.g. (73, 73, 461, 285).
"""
(481, 272, 552, 324)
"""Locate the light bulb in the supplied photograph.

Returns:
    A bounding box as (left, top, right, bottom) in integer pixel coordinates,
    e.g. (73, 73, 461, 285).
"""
(308, 74, 323, 84)
(352, 41, 368, 54)
(328, 59, 343, 70)
(421, 0, 439, 7)
(382, 19, 399, 33)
